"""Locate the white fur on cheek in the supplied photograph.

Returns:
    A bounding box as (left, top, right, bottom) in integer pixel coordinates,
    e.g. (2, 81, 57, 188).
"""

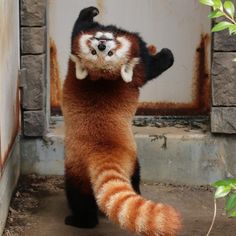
(70, 54, 88, 80)
(121, 58, 139, 83)
(90, 38, 99, 49)
(106, 40, 116, 51)
(116, 37, 131, 58)
(79, 34, 93, 54)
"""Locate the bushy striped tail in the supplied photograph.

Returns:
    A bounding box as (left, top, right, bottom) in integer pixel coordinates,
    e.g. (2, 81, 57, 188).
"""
(89, 161, 182, 236)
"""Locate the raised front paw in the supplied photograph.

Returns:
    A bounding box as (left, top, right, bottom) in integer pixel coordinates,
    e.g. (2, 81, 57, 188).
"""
(78, 6, 99, 22)
(158, 48, 174, 70)
(148, 48, 174, 80)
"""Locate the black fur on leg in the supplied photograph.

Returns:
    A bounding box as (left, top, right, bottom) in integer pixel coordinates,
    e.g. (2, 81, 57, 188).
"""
(65, 177, 99, 228)
(131, 159, 141, 194)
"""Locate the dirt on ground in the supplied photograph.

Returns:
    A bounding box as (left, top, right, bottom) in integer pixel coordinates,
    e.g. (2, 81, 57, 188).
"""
(3, 175, 236, 236)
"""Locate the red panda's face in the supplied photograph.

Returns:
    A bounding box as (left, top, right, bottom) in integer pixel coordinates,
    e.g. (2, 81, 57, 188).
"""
(71, 31, 140, 83)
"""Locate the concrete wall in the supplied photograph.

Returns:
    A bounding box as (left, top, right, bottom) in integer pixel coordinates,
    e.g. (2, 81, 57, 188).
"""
(20, 122, 236, 185)
(0, 0, 20, 172)
(0, 0, 21, 234)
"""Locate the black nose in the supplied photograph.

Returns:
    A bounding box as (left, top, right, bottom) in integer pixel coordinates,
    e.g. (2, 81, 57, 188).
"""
(98, 44, 106, 51)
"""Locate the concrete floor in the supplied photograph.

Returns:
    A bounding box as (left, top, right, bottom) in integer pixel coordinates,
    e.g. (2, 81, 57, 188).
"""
(4, 176, 236, 236)
(24, 194, 132, 236)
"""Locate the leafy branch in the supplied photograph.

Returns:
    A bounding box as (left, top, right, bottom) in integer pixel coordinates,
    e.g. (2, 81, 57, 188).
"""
(213, 179, 236, 217)
(200, 0, 236, 34)
(206, 179, 236, 235)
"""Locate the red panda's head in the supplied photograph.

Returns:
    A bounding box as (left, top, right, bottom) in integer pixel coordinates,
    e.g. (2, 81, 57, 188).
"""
(70, 30, 140, 83)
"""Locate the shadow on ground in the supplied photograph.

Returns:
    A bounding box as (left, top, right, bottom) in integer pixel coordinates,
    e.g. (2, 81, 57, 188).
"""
(3, 176, 236, 236)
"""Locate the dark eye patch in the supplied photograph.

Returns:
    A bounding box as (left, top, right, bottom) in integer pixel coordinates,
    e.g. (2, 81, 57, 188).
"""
(91, 49, 97, 55)
(108, 51, 113, 56)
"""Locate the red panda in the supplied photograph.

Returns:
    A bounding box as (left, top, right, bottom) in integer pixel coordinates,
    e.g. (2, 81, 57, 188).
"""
(62, 6, 181, 236)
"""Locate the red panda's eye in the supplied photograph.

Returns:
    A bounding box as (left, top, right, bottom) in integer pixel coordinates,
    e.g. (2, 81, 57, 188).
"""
(108, 51, 113, 57)
(91, 49, 97, 55)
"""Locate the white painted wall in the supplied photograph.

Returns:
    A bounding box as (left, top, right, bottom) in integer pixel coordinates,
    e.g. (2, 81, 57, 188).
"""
(48, 0, 211, 105)
(0, 0, 20, 168)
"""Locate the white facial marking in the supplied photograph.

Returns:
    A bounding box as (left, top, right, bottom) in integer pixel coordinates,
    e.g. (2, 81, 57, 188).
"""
(95, 32, 114, 40)
(70, 54, 88, 80)
(104, 32, 114, 40)
(121, 58, 139, 83)
(95, 32, 103, 38)
(79, 34, 93, 54)
(89, 32, 117, 60)
(106, 40, 116, 51)
(116, 37, 131, 58)
(78, 32, 136, 77)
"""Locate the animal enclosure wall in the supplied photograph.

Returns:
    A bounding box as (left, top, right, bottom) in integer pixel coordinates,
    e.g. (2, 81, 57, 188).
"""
(0, 0, 20, 172)
(48, 0, 211, 116)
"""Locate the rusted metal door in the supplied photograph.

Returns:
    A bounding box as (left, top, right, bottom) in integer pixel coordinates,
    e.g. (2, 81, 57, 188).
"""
(0, 0, 20, 171)
(48, 0, 211, 116)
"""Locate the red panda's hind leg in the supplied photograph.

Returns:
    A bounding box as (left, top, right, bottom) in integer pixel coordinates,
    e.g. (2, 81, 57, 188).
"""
(65, 175, 99, 228)
(131, 159, 141, 194)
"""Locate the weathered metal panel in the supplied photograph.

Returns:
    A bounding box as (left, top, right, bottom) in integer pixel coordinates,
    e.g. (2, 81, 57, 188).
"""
(0, 0, 20, 170)
(48, 0, 211, 115)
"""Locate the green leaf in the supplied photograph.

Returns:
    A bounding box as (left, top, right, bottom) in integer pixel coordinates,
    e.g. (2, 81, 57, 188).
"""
(215, 186, 231, 198)
(208, 10, 225, 18)
(199, 0, 214, 6)
(212, 21, 234, 32)
(224, 1, 235, 18)
(213, 179, 236, 187)
(226, 193, 236, 211)
(229, 210, 236, 217)
(228, 25, 236, 35)
(212, 0, 223, 10)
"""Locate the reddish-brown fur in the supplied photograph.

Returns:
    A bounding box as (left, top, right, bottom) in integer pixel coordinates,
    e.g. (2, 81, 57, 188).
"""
(63, 31, 182, 235)
(148, 45, 158, 55)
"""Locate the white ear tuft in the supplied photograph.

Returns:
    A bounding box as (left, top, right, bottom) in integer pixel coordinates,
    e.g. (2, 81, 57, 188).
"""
(70, 54, 88, 80)
(121, 58, 140, 83)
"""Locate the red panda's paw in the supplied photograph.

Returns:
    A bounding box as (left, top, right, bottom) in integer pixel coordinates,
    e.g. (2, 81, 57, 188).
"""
(158, 48, 174, 69)
(78, 6, 99, 22)
(147, 45, 157, 55)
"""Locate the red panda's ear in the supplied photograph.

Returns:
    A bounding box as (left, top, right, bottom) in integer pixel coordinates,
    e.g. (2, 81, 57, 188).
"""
(147, 45, 157, 55)
(70, 54, 88, 80)
(121, 58, 139, 83)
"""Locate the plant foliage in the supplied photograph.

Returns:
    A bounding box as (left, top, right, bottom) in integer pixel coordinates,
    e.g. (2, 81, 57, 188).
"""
(200, 0, 236, 35)
(213, 178, 236, 217)
(200, 0, 236, 222)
